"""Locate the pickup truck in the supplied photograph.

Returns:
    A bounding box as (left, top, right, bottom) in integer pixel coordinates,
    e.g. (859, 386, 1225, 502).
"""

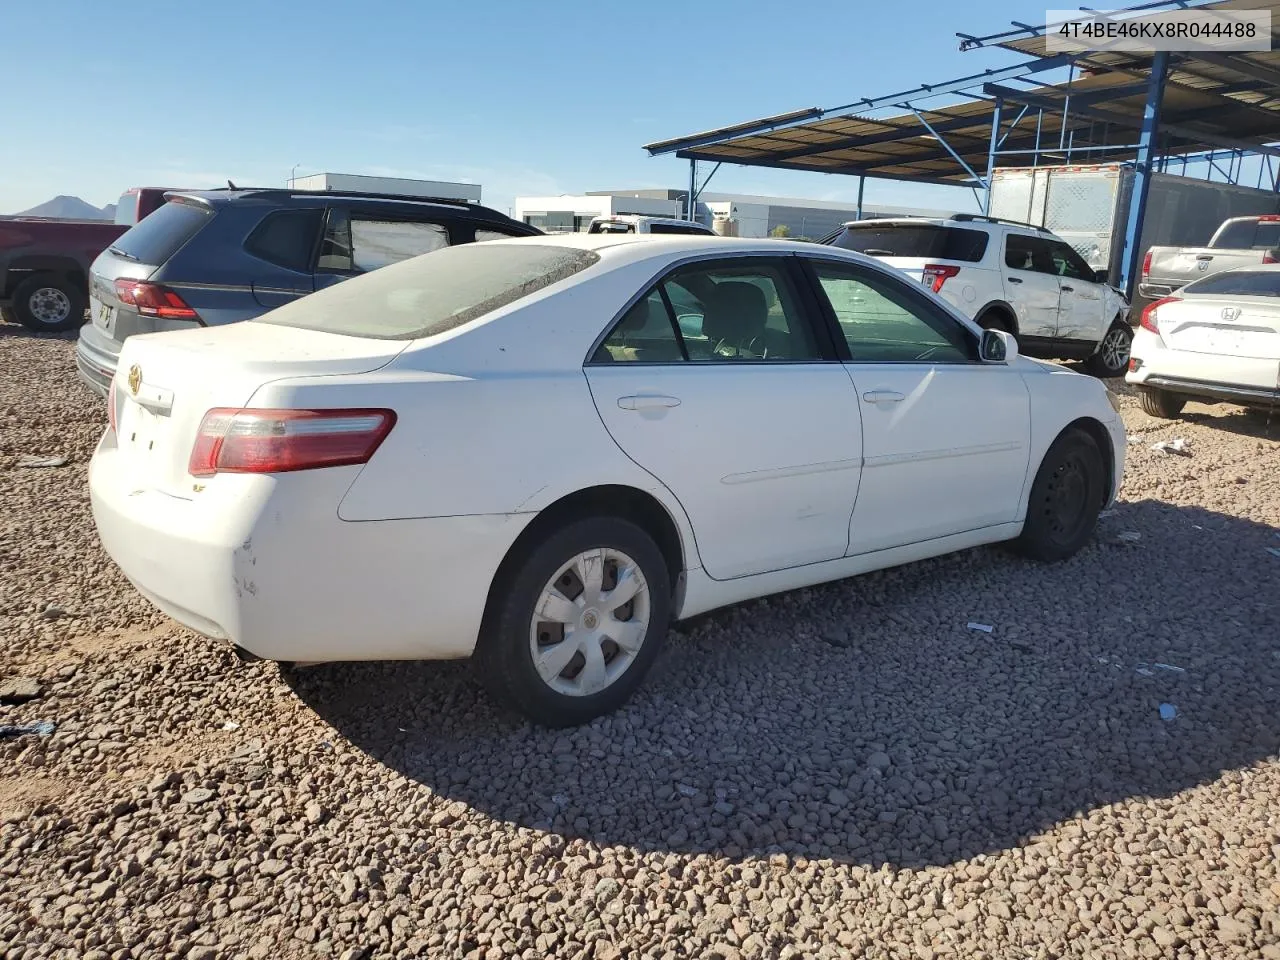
(1139, 214, 1280, 300)
(0, 187, 174, 332)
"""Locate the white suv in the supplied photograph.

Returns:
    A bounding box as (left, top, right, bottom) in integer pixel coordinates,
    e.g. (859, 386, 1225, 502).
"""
(822, 214, 1133, 377)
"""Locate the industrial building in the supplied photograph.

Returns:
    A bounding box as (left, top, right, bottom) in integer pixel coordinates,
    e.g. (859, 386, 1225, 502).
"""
(514, 190, 954, 238)
(286, 172, 482, 203)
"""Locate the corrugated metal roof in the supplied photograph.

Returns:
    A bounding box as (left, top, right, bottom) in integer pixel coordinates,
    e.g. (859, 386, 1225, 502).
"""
(644, 0, 1280, 184)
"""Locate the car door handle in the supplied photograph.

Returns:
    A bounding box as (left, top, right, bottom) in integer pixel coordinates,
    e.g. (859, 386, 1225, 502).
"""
(862, 389, 905, 404)
(618, 395, 681, 411)
(1061, 285, 1074, 292)
(1007, 276, 1023, 284)
(1195, 254, 1213, 261)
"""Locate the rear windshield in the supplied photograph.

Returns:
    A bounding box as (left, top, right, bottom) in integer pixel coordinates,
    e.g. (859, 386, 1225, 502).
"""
(109, 199, 213, 265)
(826, 223, 989, 262)
(114, 191, 139, 226)
(648, 223, 708, 235)
(1183, 270, 1280, 297)
(257, 243, 601, 340)
(589, 221, 635, 234)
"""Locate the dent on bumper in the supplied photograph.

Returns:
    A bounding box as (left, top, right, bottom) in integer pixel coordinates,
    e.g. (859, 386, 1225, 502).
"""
(89, 437, 535, 663)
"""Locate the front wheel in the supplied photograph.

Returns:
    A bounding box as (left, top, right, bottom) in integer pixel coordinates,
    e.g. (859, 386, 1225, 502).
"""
(1015, 428, 1107, 562)
(475, 516, 672, 727)
(1086, 323, 1133, 378)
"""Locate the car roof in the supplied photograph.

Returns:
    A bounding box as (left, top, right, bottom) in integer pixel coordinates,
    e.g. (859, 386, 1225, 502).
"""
(163, 187, 520, 221)
(482, 232, 887, 268)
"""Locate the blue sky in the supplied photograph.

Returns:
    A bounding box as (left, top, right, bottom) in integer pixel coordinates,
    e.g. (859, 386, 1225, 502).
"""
(3, 0, 1045, 215)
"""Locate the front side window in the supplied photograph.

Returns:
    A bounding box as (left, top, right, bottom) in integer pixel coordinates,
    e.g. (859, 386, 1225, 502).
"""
(1048, 240, 1093, 281)
(1004, 233, 1055, 274)
(811, 261, 974, 363)
(474, 228, 522, 243)
(591, 259, 821, 364)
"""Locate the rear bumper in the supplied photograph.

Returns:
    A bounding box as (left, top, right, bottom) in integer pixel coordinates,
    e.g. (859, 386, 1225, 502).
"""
(1126, 329, 1280, 407)
(89, 429, 534, 662)
(76, 324, 120, 398)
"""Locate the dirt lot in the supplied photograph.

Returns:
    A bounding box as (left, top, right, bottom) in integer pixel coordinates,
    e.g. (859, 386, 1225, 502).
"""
(2, 320, 1279, 960)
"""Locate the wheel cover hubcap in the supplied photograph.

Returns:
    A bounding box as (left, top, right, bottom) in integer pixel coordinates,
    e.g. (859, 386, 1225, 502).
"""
(30, 287, 71, 325)
(529, 547, 650, 697)
(1101, 328, 1130, 370)
(1042, 454, 1090, 542)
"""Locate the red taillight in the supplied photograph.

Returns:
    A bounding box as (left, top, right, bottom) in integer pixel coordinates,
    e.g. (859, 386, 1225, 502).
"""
(1258, 214, 1280, 221)
(1141, 250, 1153, 281)
(1264, 250, 1278, 264)
(187, 408, 396, 477)
(1140, 296, 1180, 335)
(921, 263, 961, 294)
(107, 378, 117, 433)
(114, 279, 199, 320)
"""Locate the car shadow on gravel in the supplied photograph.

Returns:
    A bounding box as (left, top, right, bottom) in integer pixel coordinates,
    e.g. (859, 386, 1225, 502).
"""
(0, 319, 79, 341)
(284, 500, 1280, 869)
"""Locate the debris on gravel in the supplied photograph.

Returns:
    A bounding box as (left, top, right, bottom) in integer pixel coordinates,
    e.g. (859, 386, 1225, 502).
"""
(2, 325, 1279, 959)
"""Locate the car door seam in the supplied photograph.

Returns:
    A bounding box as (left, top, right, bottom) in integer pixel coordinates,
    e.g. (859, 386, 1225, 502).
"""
(720, 457, 863, 485)
(862, 440, 1023, 468)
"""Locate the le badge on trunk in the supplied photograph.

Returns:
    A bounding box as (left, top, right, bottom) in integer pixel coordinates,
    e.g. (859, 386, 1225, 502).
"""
(127, 364, 141, 395)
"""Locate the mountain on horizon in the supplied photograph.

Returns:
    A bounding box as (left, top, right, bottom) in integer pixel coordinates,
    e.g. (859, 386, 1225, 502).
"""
(13, 195, 112, 220)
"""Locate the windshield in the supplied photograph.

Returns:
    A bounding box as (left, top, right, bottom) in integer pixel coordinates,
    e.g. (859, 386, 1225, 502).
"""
(825, 223, 989, 262)
(257, 243, 600, 340)
(1183, 270, 1280, 298)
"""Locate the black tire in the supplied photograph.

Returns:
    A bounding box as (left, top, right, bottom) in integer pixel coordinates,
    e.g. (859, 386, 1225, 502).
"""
(1015, 428, 1107, 562)
(475, 516, 672, 727)
(11, 273, 86, 333)
(977, 309, 1014, 333)
(1138, 387, 1185, 419)
(1085, 322, 1133, 378)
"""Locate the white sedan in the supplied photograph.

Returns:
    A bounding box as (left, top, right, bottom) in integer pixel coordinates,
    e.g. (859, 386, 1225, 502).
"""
(90, 235, 1126, 726)
(1127, 264, 1280, 418)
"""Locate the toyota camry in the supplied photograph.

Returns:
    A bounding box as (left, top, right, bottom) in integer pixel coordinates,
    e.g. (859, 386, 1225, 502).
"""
(90, 234, 1126, 726)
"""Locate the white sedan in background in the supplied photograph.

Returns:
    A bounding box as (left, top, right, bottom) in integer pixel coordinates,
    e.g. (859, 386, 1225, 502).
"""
(1127, 264, 1280, 418)
(90, 235, 1125, 727)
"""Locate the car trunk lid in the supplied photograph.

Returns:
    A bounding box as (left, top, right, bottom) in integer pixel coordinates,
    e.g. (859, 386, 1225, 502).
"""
(108, 322, 408, 499)
(1157, 295, 1280, 360)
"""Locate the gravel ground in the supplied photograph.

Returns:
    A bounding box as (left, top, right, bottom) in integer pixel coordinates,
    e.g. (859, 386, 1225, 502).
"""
(2, 319, 1279, 960)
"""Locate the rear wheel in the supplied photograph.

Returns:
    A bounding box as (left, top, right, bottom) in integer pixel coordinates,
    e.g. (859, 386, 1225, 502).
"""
(12, 273, 85, 333)
(1086, 322, 1133, 378)
(475, 516, 672, 727)
(1016, 428, 1106, 562)
(1139, 387, 1185, 419)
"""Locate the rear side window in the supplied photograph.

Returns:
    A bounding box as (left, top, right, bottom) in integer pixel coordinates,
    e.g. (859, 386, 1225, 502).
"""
(244, 209, 323, 272)
(1254, 222, 1280, 248)
(648, 223, 708, 235)
(109, 199, 213, 265)
(258, 244, 599, 340)
(828, 224, 988, 262)
(1183, 270, 1280, 297)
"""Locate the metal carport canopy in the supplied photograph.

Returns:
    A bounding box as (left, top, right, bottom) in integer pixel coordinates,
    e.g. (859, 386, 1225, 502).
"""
(643, 0, 1280, 186)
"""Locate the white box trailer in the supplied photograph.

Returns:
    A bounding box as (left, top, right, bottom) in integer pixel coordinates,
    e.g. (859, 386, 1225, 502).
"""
(288, 172, 481, 204)
(989, 164, 1280, 300)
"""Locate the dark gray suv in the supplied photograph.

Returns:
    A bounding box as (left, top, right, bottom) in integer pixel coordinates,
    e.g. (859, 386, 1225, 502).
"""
(76, 188, 539, 396)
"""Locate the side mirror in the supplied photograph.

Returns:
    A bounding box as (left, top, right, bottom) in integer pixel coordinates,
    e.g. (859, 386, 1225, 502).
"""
(1093, 268, 1109, 284)
(980, 328, 1018, 364)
